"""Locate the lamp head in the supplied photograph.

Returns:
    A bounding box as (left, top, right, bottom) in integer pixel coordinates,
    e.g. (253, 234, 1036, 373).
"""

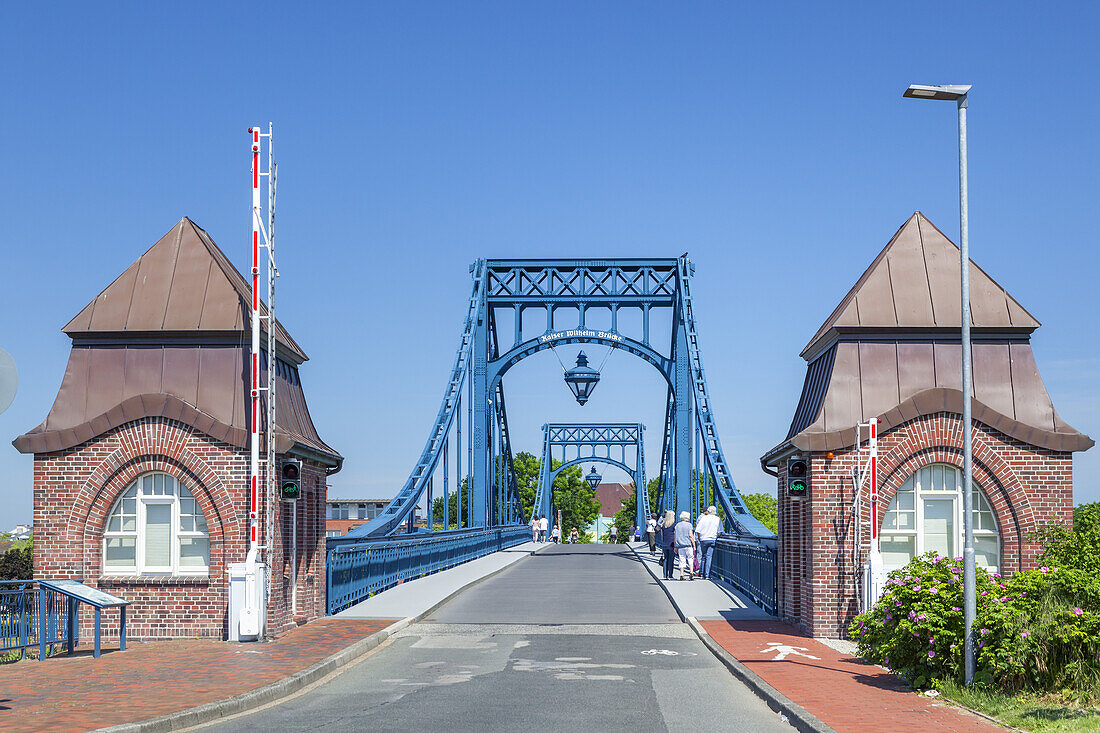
(904, 84, 972, 102)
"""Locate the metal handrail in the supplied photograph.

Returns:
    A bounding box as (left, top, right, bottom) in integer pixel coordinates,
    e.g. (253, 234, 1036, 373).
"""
(1, 581, 77, 661)
(326, 525, 529, 615)
(710, 536, 778, 615)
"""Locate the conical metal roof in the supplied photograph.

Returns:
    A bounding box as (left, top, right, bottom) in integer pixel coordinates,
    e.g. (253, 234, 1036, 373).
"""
(802, 212, 1039, 360)
(63, 217, 307, 363)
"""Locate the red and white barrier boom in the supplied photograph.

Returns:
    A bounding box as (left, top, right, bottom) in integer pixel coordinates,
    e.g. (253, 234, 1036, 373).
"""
(857, 417, 883, 611)
(239, 124, 276, 640)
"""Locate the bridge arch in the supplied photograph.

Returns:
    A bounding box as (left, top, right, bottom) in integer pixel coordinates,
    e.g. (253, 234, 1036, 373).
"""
(488, 332, 672, 390)
(549, 455, 636, 484)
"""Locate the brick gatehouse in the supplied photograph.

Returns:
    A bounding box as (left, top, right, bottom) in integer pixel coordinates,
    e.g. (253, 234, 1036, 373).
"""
(14, 218, 342, 639)
(761, 212, 1093, 638)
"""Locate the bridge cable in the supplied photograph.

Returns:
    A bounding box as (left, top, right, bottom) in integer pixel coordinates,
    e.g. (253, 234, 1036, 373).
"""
(548, 341, 569, 372)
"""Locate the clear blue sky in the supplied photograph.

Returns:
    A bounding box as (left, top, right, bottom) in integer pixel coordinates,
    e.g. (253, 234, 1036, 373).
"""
(1, 2, 1097, 526)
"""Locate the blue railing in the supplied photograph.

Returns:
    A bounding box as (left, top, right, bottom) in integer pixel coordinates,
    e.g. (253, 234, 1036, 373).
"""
(1, 581, 76, 660)
(1, 580, 128, 661)
(711, 536, 778, 615)
(326, 525, 530, 615)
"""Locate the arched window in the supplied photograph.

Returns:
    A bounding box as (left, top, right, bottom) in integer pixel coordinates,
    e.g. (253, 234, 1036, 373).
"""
(880, 463, 1000, 573)
(102, 472, 210, 575)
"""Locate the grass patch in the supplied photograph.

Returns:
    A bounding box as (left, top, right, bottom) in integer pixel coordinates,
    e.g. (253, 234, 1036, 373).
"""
(937, 678, 1100, 732)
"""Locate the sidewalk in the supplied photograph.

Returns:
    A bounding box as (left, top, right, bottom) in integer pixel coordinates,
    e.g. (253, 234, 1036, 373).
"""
(628, 542, 1001, 733)
(628, 541, 773, 621)
(0, 618, 389, 733)
(2, 541, 542, 732)
(700, 620, 1001, 733)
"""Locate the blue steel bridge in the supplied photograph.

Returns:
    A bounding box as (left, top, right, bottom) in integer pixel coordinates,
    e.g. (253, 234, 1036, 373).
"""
(325, 256, 776, 616)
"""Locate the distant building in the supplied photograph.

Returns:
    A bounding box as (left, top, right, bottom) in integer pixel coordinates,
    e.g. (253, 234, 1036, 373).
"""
(587, 483, 633, 541)
(325, 499, 394, 537)
(14, 218, 342, 639)
(7, 524, 32, 541)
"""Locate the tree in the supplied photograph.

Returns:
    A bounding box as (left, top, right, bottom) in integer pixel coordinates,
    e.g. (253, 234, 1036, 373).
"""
(512, 451, 540, 521)
(429, 453, 599, 533)
(612, 480, 663, 543)
(551, 460, 600, 537)
(1035, 502, 1100, 573)
(741, 492, 778, 533)
(0, 546, 32, 580)
(431, 477, 472, 529)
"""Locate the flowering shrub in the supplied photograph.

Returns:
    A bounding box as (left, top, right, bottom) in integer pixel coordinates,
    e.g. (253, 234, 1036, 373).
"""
(851, 554, 1100, 696)
(974, 566, 1100, 694)
(849, 553, 995, 688)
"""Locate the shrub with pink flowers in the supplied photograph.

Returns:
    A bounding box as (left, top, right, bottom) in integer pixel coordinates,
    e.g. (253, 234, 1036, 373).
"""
(849, 553, 995, 688)
(974, 566, 1100, 694)
(850, 553, 1100, 696)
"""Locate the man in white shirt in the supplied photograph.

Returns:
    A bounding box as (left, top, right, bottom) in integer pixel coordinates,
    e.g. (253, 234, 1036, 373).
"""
(539, 514, 549, 543)
(645, 515, 657, 555)
(695, 506, 721, 579)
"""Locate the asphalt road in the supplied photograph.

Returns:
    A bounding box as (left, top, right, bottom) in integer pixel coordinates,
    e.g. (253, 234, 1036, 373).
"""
(201, 545, 792, 733)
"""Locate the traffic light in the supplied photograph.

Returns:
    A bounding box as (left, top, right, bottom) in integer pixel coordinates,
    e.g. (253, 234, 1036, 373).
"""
(281, 459, 302, 501)
(787, 456, 808, 497)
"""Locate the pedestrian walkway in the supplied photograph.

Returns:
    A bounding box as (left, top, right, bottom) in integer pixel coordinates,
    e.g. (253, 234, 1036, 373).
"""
(700, 620, 1000, 733)
(337, 541, 541, 620)
(628, 542, 773, 621)
(627, 542, 1000, 732)
(0, 618, 389, 733)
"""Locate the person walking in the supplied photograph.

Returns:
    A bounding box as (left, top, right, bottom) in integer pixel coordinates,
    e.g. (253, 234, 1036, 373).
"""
(609, 523, 618, 544)
(658, 510, 677, 580)
(646, 514, 657, 555)
(539, 514, 549, 543)
(530, 514, 540, 543)
(694, 505, 721, 579)
(569, 527, 579, 544)
(674, 511, 696, 581)
(551, 525, 561, 544)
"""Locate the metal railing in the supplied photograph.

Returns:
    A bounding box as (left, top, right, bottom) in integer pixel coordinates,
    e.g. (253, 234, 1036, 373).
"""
(710, 536, 778, 615)
(1, 581, 76, 660)
(326, 525, 530, 615)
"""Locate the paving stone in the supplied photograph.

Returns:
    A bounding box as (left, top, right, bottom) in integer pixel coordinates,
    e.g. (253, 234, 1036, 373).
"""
(0, 618, 388, 733)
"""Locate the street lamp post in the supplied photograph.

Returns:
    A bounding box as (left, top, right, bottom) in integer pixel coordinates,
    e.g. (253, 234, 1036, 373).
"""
(903, 82, 976, 684)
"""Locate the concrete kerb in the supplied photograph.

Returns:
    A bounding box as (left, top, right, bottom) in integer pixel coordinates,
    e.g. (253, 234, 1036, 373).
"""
(95, 543, 545, 733)
(627, 543, 834, 733)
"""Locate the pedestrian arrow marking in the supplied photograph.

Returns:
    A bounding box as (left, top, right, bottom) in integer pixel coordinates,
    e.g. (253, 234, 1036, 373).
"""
(759, 642, 819, 661)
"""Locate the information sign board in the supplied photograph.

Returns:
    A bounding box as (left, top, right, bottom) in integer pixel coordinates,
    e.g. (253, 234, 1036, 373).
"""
(38, 579, 130, 608)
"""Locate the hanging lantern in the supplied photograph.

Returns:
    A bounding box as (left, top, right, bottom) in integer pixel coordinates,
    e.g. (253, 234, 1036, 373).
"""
(563, 351, 600, 405)
(586, 466, 603, 490)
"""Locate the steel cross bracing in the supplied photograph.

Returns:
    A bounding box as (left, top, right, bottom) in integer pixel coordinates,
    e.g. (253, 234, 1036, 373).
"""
(343, 256, 773, 543)
(532, 423, 649, 533)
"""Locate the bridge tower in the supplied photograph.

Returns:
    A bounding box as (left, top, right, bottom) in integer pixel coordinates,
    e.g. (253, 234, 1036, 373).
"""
(533, 423, 649, 534)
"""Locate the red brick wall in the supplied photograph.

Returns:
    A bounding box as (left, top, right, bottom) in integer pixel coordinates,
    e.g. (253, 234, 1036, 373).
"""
(777, 412, 1073, 638)
(31, 417, 328, 640)
(326, 518, 368, 536)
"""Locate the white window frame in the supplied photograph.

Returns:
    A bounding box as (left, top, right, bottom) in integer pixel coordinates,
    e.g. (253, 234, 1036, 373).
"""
(881, 463, 1000, 574)
(102, 472, 210, 576)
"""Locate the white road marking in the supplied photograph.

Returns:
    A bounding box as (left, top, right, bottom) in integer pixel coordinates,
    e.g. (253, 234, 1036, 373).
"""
(758, 642, 820, 661)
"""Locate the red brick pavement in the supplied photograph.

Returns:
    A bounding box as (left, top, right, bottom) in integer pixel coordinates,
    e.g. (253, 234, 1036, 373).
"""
(700, 620, 1002, 733)
(0, 618, 390, 733)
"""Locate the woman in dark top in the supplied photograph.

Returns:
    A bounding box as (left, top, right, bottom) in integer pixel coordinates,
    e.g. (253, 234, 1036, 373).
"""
(658, 510, 677, 580)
